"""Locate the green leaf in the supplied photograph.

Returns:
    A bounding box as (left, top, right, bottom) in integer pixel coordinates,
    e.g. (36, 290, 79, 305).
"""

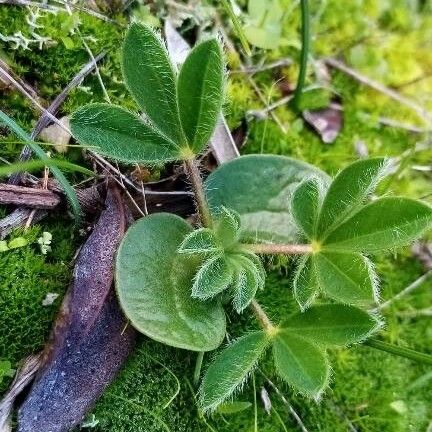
(283, 304, 381, 346)
(205, 155, 330, 243)
(0, 109, 82, 222)
(116, 213, 226, 351)
(216, 401, 252, 415)
(214, 206, 241, 247)
(315, 252, 378, 304)
(324, 197, 432, 252)
(122, 23, 183, 144)
(178, 228, 220, 255)
(318, 158, 388, 236)
(177, 38, 224, 153)
(272, 331, 329, 398)
(70, 103, 180, 164)
(192, 255, 233, 300)
(292, 177, 325, 239)
(293, 256, 319, 311)
(239, 251, 266, 284)
(200, 331, 270, 411)
(8, 237, 28, 249)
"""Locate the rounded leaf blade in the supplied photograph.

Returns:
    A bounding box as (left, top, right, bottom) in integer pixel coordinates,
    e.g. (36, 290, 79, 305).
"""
(116, 213, 226, 351)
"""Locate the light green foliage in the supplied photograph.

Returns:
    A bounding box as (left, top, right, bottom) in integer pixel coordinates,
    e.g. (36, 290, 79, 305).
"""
(178, 228, 220, 255)
(71, 103, 179, 163)
(317, 158, 388, 236)
(272, 331, 329, 398)
(293, 255, 319, 310)
(116, 213, 226, 351)
(214, 206, 241, 247)
(200, 331, 270, 412)
(323, 197, 432, 252)
(122, 23, 182, 144)
(0, 360, 15, 385)
(177, 39, 224, 152)
(205, 155, 329, 242)
(216, 401, 251, 414)
(71, 23, 224, 163)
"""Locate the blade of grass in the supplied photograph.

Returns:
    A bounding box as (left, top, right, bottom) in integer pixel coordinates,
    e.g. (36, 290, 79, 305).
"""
(0, 110, 84, 221)
(0, 159, 94, 177)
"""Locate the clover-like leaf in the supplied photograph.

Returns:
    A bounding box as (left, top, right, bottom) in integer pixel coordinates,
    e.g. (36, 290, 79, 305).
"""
(214, 206, 241, 247)
(192, 255, 233, 300)
(324, 197, 432, 252)
(70, 104, 179, 164)
(272, 331, 329, 398)
(318, 158, 388, 236)
(292, 177, 325, 239)
(116, 213, 226, 351)
(178, 228, 220, 255)
(122, 23, 183, 144)
(177, 38, 224, 153)
(283, 304, 381, 346)
(200, 331, 270, 412)
(293, 256, 319, 311)
(314, 252, 378, 305)
(205, 155, 330, 243)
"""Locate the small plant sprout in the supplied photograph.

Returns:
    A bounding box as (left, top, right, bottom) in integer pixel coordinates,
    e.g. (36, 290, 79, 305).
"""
(70, 24, 432, 412)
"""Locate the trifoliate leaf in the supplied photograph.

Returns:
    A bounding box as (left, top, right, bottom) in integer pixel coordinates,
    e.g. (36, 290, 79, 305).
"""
(283, 304, 381, 346)
(315, 252, 378, 305)
(324, 197, 432, 252)
(318, 158, 388, 236)
(122, 23, 183, 144)
(293, 256, 319, 311)
(192, 255, 233, 300)
(214, 206, 241, 247)
(116, 213, 226, 351)
(178, 228, 220, 255)
(272, 331, 329, 398)
(177, 38, 224, 154)
(200, 331, 270, 412)
(70, 104, 180, 164)
(291, 177, 324, 239)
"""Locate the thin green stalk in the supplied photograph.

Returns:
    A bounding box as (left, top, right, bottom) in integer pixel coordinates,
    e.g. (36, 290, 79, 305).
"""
(193, 351, 204, 387)
(243, 243, 312, 255)
(220, 0, 252, 56)
(293, 0, 310, 109)
(365, 339, 432, 365)
(183, 159, 213, 228)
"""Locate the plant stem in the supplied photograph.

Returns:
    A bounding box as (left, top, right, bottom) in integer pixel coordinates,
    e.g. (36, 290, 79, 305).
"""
(365, 339, 432, 365)
(243, 243, 312, 255)
(183, 159, 213, 228)
(293, 0, 310, 109)
(193, 351, 204, 386)
(250, 299, 275, 334)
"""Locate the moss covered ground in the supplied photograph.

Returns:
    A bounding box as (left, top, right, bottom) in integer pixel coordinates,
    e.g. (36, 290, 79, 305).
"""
(1, 1, 432, 431)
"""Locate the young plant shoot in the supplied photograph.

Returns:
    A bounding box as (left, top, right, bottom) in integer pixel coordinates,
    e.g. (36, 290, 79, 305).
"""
(70, 24, 432, 412)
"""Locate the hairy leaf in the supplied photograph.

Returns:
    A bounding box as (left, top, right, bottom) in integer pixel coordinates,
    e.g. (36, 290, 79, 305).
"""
(324, 197, 432, 252)
(192, 255, 233, 300)
(178, 228, 219, 255)
(200, 331, 269, 411)
(284, 304, 381, 346)
(293, 256, 319, 311)
(205, 155, 330, 243)
(116, 213, 226, 351)
(122, 23, 183, 143)
(315, 252, 377, 304)
(177, 38, 224, 153)
(318, 158, 387, 236)
(272, 332, 329, 398)
(70, 104, 179, 164)
(214, 206, 241, 247)
(292, 177, 324, 239)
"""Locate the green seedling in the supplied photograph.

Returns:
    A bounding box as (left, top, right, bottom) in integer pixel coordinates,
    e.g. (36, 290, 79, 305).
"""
(70, 23, 432, 412)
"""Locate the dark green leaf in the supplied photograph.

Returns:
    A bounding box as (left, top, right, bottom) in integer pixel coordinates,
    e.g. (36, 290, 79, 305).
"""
(315, 252, 377, 304)
(293, 256, 319, 311)
(324, 197, 432, 252)
(318, 158, 387, 236)
(122, 23, 183, 143)
(177, 38, 224, 153)
(116, 213, 226, 351)
(200, 331, 270, 411)
(272, 331, 329, 398)
(70, 103, 180, 164)
(283, 304, 381, 346)
(205, 155, 329, 243)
